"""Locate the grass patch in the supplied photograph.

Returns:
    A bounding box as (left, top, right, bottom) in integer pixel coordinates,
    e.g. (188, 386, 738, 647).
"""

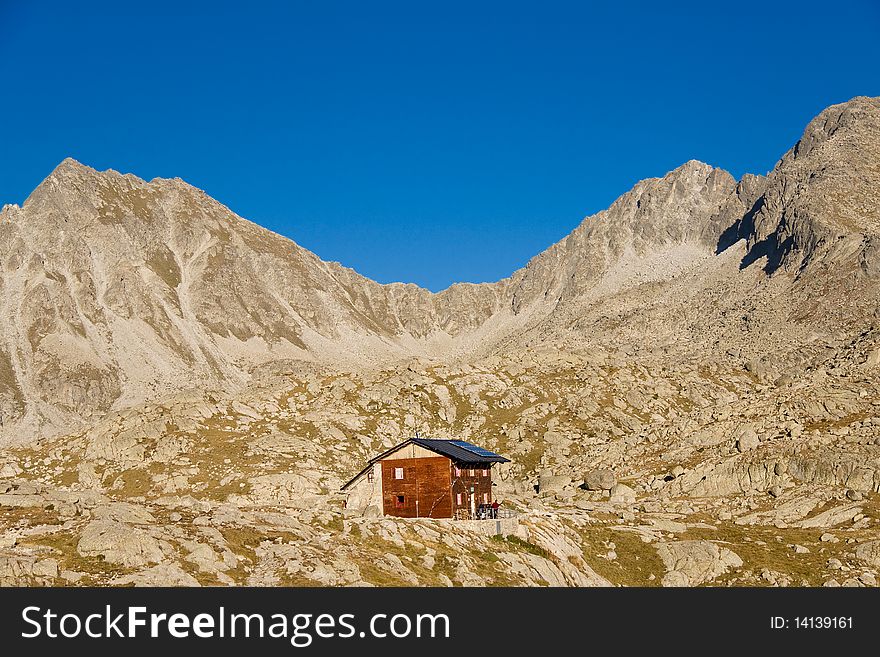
(568, 524, 665, 587)
(355, 560, 418, 586)
(24, 529, 129, 583)
(491, 534, 550, 559)
(679, 521, 865, 587)
(111, 469, 153, 497)
(478, 550, 500, 563)
(322, 514, 345, 533)
(0, 505, 62, 528)
(220, 525, 299, 584)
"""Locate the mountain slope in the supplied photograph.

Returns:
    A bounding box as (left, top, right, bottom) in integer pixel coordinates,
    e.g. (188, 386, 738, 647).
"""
(501, 97, 880, 363)
(1, 96, 879, 443)
(0, 160, 736, 441)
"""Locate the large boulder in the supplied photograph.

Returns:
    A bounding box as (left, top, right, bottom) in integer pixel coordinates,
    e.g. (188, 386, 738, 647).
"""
(542, 430, 569, 447)
(609, 483, 636, 503)
(584, 469, 616, 491)
(796, 503, 862, 529)
(657, 540, 743, 586)
(736, 427, 760, 452)
(854, 540, 880, 568)
(538, 473, 570, 495)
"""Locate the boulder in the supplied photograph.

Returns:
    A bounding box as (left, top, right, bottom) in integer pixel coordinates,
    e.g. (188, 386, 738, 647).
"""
(538, 474, 570, 495)
(854, 540, 880, 568)
(542, 430, 568, 446)
(609, 483, 636, 503)
(32, 559, 59, 579)
(0, 555, 38, 586)
(657, 540, 743, 586)
(583, 469, 616, 491)
(183, 542, 226, 573)
(796, 503, 862, 529)
(736, 428, 760, 452)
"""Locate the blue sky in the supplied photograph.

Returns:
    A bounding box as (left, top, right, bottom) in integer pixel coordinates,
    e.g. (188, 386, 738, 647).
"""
(1, 1, 878, 291)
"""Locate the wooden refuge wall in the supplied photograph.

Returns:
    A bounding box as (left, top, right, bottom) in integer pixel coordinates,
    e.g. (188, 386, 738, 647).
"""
(380, 456, 453, 518)
(451, 463, 493, 515)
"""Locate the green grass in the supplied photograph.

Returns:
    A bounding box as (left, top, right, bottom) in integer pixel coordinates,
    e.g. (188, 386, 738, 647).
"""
(567, 523, 665, 587)
(23, 529, 130, 584)
(490, 534, 550, 559)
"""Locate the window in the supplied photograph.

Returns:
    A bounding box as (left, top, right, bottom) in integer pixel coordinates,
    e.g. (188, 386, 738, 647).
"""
(454, 467, 461, 477)
(456, 493, 462, 505)
(367, 469, 374, 483)
(469, 469, 475, 477)
(482, 469, 489, 477)
(482, 493, 489, 504)
(395, 495, 405, 508)
(394, 467, 404, 480)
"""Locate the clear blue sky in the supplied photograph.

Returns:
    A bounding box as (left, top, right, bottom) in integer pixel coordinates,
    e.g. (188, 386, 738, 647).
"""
(1, 1, 878, 291)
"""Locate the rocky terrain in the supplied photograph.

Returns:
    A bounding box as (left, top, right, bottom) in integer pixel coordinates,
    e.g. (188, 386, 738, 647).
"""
(1, 96, 880, 587)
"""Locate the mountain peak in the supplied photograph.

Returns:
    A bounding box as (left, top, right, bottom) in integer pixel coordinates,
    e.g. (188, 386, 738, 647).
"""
(791, 95, 880, 162)
(669, 159, 715, 175)
(23, 157, 142, 211)
(45, 157, 102, 182)
(55, 156, 89, 171)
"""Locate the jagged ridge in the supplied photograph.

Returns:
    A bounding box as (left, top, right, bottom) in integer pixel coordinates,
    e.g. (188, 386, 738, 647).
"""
(0, 96, 878, 442)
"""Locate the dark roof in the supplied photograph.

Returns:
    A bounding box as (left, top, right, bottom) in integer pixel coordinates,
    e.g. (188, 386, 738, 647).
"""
(411, 438, 509, 464)
(340, 437, 509, 490)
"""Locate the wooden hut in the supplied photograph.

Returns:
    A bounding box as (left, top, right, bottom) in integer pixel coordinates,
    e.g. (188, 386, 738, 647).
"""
(340, 437, 509, 519)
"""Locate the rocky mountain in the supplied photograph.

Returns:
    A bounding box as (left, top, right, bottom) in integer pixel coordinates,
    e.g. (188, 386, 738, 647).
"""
(9, 99, 876, 441)
(1, 96, 880, 588)
(0, 159, 488, 440)
(0, 143, 773, 442)
(506, 96, 880, 360)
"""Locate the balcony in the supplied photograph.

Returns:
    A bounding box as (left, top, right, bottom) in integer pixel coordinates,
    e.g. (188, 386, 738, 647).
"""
(453, 507, 517, 521)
